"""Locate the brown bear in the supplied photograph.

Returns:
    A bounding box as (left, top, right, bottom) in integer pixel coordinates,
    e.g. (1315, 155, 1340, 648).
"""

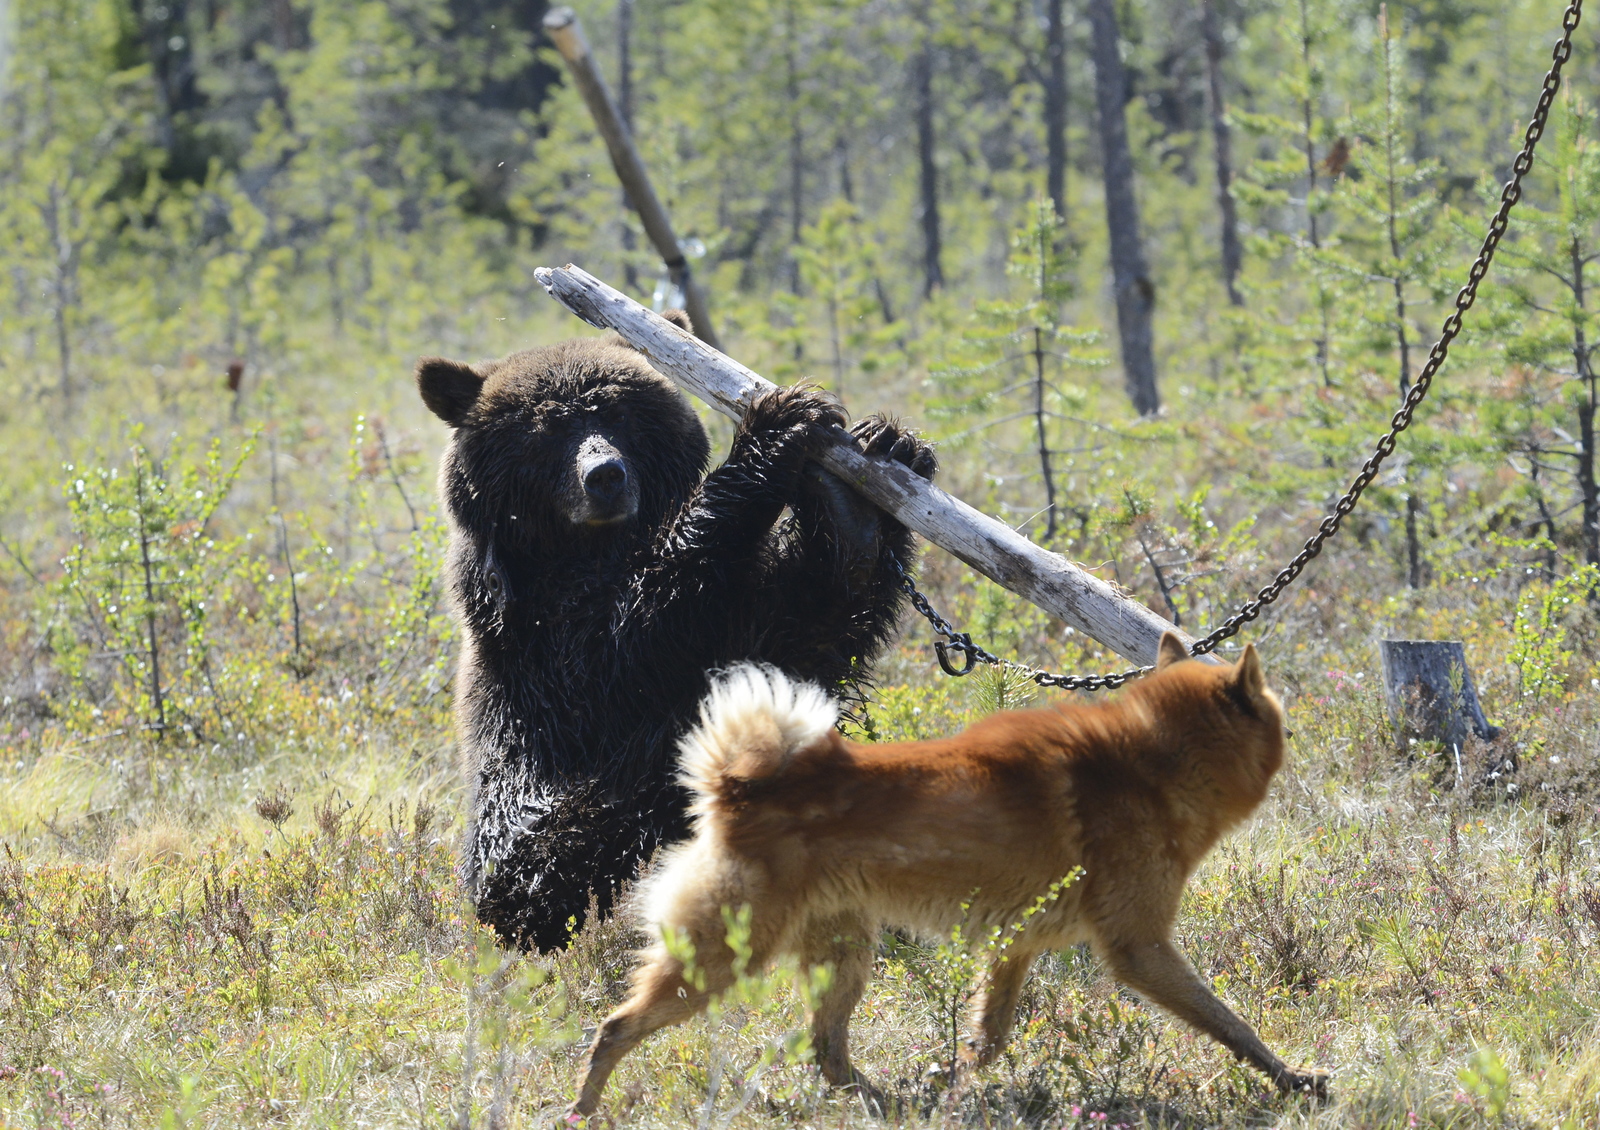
(417, 317, 935, 951)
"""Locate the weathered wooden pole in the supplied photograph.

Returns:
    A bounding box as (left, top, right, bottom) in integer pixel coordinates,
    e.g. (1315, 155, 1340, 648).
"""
(535, 264, 1214, 669)
(542, 6, 720, 350)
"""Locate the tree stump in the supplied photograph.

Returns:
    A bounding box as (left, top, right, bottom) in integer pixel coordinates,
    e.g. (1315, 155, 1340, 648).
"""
(1378, 639, 1501, 768)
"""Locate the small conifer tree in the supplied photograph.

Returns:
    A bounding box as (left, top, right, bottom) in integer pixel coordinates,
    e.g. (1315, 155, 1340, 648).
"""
(792, 199, 904, 392)
(930, 199, 1103, 540)
(1491, 89, 1600, 570)
(1316, 5, 1455, 587)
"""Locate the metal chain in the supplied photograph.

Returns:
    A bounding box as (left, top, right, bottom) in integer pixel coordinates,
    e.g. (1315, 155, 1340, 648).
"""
(899, 0, 1584, 691)
(893, 556, 1153, 690)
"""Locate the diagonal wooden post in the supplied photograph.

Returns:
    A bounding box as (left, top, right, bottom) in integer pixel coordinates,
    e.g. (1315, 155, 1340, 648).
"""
(534, 264, 1214, 669)
(542, 6, 720, 350)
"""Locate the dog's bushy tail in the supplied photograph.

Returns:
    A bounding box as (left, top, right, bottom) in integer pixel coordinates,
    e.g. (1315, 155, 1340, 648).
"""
(678, 664, 837, 800)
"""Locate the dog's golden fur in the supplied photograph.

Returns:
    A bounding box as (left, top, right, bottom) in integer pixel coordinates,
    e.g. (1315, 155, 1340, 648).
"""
(570, 634, 1326, 1115)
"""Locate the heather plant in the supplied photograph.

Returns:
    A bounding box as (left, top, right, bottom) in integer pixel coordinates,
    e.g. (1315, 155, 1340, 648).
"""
(886, 873, 1078, 1083)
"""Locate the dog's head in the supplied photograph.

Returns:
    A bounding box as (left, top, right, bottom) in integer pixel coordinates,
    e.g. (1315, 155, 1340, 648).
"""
(1147, 632, 1286, 822)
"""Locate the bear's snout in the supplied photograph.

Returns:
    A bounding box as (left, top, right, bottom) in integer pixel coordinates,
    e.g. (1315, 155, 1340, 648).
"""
(584, 457, 627, 500)
(572, 435, 638, 525)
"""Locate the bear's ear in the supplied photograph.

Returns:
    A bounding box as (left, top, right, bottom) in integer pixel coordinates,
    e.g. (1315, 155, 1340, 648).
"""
(417, 357, 484, 427)
(660, 308, 693, 334)
(1155, 631, 1190, 671)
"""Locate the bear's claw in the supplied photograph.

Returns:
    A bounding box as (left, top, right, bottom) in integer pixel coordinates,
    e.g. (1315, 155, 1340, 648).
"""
(743, 384, 847, 454)
(851, 414, 937, 479)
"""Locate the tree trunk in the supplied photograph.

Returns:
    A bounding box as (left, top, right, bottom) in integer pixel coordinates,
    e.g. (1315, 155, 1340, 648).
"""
(1379, 640, 1501, 783)
(1297, 0, 1321, 250)
(787, 23, 805, 294)
(1086, 0, 1159, 416)
(133, 452, 167, 736)
(1578, 382, 1599, 568)
(1405, 489, 1422, 588)
(272, 0, 297, 49)
(1573, 237, 1599, 567)
(1044, 0, 1069, 222)
(914, 38, 944, 296)
(1296, 0, 1331, 387)
(616, 0, 634, 130)
(1200, 0, 1243, 306)
(45, 181, 75, 412)
(535, 265, 1217, 668)
(1034, 327, 1059, 538)
(837, 137, 897, 324)
(617, 0, 639, 292)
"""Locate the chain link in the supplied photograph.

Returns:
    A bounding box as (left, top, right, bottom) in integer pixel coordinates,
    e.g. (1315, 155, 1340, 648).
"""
(892, 556, 1152, 690)
(899, 0, 1583, 690)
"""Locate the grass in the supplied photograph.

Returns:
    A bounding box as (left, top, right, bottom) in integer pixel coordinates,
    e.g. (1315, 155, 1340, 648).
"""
(4, 299, 1600, 1127)
(5, 602, 1600, 1129)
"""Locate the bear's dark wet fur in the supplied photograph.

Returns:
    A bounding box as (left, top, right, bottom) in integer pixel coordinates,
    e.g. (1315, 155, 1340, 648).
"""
(419, 315, 935, 952)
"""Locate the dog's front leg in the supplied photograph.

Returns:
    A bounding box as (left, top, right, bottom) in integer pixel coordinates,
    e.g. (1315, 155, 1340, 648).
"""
(1096, 934, 1328, 1099)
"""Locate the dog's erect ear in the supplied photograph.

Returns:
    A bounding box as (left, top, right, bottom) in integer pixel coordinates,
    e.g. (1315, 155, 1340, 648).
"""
(1235, 643, 1266, 696)
(1155, 631, 1190, 671)
(417, 358, 484, 427)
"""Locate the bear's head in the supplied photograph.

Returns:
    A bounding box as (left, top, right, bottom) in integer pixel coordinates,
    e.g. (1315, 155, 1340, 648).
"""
(418, 315, 710, 605)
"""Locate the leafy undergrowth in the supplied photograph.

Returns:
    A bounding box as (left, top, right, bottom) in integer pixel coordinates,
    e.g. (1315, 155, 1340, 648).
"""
(5, 626, 1600, 1130)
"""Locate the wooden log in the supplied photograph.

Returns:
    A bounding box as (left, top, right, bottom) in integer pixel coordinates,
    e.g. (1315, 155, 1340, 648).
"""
(542, 6, 719, 350)
(1379, 639, 1501, 764)
(533, 263, 1216, 670)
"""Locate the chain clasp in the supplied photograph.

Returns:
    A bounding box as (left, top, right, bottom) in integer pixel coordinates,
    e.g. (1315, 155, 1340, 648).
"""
(935, 634, 978, 676)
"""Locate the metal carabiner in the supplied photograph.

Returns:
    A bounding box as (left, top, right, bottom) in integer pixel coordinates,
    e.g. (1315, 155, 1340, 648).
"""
(935, 634, 978, 677)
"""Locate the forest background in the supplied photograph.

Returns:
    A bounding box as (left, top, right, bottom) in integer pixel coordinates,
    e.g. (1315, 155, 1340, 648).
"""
(6, 0, 1600, 1126)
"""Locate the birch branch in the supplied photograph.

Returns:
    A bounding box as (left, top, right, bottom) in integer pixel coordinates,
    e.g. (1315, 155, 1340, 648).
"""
(533, 264, 1212, 669)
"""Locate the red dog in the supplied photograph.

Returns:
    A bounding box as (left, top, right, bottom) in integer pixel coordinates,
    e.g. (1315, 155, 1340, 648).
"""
(570, 634, 1326, 1115)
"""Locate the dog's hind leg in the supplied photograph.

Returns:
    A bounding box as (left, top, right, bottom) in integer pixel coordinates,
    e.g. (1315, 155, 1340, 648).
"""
(1095, 931, 1328, 1098)
(962, 947, 1041, 1073)
(572, 877, 794, 1117)
(571, 948, 721, 1116)
(796, 911, 885, 1110)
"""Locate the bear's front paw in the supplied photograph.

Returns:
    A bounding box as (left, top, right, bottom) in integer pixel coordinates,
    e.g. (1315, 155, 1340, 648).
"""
(740, 383, 847, 455)
(850, 414, 938, 480)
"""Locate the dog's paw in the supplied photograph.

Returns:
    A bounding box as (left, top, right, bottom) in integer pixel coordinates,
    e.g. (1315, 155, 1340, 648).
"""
(1277, 1067, 1330, 1101)
(841, 1072, 890, 1116)
(850, 414, 937, 479)
(741, 384, 846, 454)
